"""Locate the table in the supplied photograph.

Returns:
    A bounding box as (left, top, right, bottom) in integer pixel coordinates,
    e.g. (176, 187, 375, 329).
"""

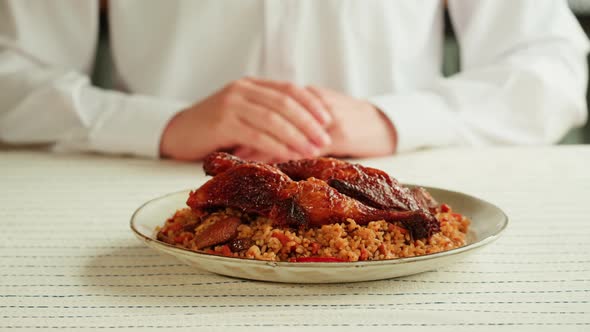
(0, 147, 589, 331)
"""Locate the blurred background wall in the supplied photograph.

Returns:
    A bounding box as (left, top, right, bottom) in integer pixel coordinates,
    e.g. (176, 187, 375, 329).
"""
(442, 0, 590, 144)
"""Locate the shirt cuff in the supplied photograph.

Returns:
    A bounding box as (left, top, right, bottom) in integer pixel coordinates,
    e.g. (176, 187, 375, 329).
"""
(78, 86, 187, 158)
(368, 92, 460, 153)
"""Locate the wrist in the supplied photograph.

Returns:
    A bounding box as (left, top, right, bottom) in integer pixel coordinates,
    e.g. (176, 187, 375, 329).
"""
(159, 108, 187, 159)
(369, 103, 398, 154)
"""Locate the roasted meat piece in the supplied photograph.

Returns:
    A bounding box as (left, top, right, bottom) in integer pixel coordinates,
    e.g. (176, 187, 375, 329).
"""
(276, 158, 422, 211)
(276, 158, 439, 231)
(411, 187, 439, 212)
(189, 159, 439, 238)
(272, 177, 432, 231)
(204, 153, 429, 211)
(203, 152, 244, 176)
(188, 163, 288, 216)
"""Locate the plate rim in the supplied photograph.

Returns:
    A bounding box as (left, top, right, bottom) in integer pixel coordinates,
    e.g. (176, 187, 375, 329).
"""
(130, 185, 508, 268)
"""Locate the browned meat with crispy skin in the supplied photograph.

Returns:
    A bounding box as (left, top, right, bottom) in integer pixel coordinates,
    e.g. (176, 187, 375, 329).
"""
(277, 158, 440, 233)
(188, 163, 288, 216)
(203, 152, 245, 176)
(271, 177, 436, 238)
(203, 153, 429, 213)
(275, 159, 440, 237)
(276, 158, 417, 211)
(202, 152, 441, 238)
(411, 187, 439, 212)
(188, 162, 438, 238)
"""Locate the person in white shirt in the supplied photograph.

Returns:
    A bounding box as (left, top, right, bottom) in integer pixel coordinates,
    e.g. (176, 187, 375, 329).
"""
(0, 0, 588, 162)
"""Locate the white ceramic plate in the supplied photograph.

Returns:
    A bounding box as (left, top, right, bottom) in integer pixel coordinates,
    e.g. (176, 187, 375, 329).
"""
(130, 187, 508, 283)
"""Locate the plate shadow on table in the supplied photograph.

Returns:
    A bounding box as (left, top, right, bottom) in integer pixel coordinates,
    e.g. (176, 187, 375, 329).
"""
(78, 243, 453, 301)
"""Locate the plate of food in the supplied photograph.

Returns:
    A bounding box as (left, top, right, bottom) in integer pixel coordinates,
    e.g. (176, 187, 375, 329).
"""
(131, 152, 508, 283)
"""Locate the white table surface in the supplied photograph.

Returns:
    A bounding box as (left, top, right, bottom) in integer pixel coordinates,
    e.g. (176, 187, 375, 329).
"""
(0, 147, 589, 331)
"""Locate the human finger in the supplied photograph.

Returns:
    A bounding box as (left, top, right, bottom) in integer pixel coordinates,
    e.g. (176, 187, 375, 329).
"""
(247, 78, 332, 127)
(239, 80, 332, 148)
(228, 118, 296, 162)
(247, 151, 301, 163)
(237, 100, 320, 158)
(233, 146, 256, 160)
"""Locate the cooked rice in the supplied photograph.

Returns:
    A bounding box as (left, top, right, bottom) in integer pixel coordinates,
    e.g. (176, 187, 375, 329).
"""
(156, 205, 469, 262)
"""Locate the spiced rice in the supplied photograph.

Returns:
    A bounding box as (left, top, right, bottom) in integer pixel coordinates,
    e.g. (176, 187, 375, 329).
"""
(156, 204, 470, 262)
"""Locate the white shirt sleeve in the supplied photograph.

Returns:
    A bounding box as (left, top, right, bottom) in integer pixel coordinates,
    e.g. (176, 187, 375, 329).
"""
(369, 0, 590, 152)
(0, 1, 185, 158)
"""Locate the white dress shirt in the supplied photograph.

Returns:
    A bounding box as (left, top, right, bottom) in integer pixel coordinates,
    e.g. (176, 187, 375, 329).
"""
(0, 0, 588, 158)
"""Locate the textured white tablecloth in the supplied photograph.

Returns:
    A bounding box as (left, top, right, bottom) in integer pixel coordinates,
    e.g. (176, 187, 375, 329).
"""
(0, 147, 589, 331)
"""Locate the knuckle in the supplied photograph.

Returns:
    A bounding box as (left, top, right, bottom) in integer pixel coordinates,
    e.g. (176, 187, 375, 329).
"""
(306, 86, 322, 98)
(219, 93, 236, 108)
(284, 83, 298, 95)
(290, 134, 310, 153)
(280, 126, 298, 144)
(307, 85, 319, 92)
(248, 130, 263, 142)
(264, 111, 281, 125)
(275, 144, 290, 157)
(309, 98, 324, 111)
(225, 80, 244, 94)
(288, 127, 307, 144)
(295, 114, 317, 132)
(213, 112, 232, 132)
(278, 96, 294, 108)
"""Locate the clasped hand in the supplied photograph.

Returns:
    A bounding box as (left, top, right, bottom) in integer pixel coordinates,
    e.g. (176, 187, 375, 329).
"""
(160, 78, 396, 162)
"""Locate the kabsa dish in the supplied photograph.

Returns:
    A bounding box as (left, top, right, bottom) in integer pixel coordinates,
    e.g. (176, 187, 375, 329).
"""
(156, 152, 470, 262)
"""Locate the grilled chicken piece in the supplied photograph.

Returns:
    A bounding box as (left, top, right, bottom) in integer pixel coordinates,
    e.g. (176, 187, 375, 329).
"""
(188, 162, 438, 238)
(276, 158, 416, 210)
(276, 158, 440, 232)
(205, 153, 438, 212)
(411, 187, 439, 212)
(204, 153, 424, 210)
(203, 152, 245, 176)
(272, 177, 436, 238)
(188, 163, 288, 216)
